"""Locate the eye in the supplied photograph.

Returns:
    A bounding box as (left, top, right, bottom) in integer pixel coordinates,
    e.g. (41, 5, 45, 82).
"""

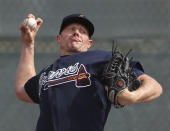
(71, 27, 75, 32)
(80, 28, 87, 34)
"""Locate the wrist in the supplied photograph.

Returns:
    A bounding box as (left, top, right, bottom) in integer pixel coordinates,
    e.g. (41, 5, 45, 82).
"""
(22, 41, 35, 49)
(117, 89, 137, 105)
(21, 44, 35, 55)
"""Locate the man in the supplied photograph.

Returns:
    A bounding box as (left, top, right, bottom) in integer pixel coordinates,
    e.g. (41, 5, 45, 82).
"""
(15, 13, 162, 131)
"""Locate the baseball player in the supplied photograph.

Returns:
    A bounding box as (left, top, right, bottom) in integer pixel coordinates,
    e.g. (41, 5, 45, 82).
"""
(15, 13, 162, 131)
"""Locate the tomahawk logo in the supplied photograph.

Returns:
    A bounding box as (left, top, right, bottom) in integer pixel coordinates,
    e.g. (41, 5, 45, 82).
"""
(40, 63, 91, 89)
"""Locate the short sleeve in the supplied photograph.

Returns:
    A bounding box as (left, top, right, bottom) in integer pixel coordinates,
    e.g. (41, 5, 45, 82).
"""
(24, 75, 40, 103)
(130, 61, 144, 77)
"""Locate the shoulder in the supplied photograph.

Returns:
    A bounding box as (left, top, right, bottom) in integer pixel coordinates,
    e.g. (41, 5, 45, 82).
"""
(38, 64, 53, 75)
(55, 50, 112, 65)
(74, 50, 112, 61)
(83, 50, 112, 56)
(130, 60, 144, 76)
(130, 61, 144, 72)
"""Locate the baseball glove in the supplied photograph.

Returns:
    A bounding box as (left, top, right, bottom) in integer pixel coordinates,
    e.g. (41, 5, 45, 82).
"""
(102, 45, 141, 108)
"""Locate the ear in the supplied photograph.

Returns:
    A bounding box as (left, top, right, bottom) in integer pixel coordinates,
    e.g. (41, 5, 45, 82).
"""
(87, 40, 93, 48)
(56, 35, 61, 44)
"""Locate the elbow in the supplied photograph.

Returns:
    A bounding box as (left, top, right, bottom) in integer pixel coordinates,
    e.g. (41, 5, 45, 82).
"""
(14, 80, 35, 103)
(14, 86, 23, 101)
(146, 84, 163, 102)
(155, 84, 163, 98)
(14, 83, 26, 102)
(14, 79, 25, 101)
(14, 84, 35, 104)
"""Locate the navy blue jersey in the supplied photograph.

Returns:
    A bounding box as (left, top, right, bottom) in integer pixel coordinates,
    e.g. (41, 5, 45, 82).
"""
(24, 50, 144, 131)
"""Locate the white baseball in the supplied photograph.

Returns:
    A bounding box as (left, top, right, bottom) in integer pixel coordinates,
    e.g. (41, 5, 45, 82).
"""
(23, 18, 37, 30)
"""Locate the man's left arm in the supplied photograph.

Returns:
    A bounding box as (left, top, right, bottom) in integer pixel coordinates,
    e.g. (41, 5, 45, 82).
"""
(117, 73, 163, 105)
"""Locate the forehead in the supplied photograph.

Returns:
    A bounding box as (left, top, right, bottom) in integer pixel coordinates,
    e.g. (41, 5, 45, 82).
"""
(63, 23, 88, 31)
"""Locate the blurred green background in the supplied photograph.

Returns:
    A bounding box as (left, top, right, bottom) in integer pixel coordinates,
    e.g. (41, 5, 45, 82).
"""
(0, 0, 169, 131)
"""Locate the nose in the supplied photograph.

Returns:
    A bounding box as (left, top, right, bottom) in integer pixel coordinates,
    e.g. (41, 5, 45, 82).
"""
(73, 29, 80, 36)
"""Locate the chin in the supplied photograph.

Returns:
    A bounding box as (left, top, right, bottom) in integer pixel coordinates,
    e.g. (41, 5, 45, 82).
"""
(69, 44, 87, 52)
(69, 44, 80, 50)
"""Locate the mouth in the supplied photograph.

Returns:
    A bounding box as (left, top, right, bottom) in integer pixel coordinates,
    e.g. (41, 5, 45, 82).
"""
(71, 37, 81, 42)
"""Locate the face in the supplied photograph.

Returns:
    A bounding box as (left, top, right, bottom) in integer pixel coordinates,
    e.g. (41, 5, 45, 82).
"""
(57, 23, 93, 56)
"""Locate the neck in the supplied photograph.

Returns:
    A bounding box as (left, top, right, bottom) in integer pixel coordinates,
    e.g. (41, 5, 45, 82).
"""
(59, 48, 89, 56)
(60, 50, 81, 56)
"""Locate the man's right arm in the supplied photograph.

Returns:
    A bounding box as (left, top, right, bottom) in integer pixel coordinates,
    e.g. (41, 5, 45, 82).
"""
(14, 14, 43, 103)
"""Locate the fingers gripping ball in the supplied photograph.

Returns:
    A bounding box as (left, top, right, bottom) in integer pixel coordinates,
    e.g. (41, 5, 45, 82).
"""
(23, 18, 37, 30)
